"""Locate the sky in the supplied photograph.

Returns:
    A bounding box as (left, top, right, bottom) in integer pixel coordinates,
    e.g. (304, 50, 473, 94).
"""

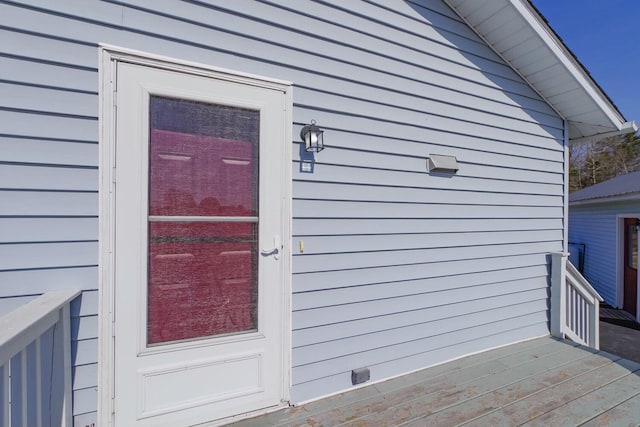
(532, 0, 640, 126)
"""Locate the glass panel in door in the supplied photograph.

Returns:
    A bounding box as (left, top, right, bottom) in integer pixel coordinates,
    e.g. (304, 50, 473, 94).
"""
(147, 96, 259, 345)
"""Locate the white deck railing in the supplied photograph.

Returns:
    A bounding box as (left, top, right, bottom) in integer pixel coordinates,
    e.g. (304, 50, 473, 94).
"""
(551, 252, 603, 349)
(0, 290, 80, 427)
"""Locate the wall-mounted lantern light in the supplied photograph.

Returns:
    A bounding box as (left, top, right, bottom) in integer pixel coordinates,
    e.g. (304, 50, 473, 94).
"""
(300, 120, 324, 152)
(427, 154, 459, 174)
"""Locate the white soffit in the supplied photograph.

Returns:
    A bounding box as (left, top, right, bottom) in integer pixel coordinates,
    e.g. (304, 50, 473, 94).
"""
(443, 0, 634, 142)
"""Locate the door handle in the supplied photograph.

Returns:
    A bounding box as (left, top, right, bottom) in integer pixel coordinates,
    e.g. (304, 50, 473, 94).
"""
(261, 235, 281, 260)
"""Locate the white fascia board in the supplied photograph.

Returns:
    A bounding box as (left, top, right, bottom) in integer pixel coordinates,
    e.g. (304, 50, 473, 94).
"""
(510, 0, 626, 131)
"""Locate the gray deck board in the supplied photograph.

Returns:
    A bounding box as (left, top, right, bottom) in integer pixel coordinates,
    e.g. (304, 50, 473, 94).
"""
(444, 354, 631, 426)
(228, 337, 640, 427)
(344, 344, 591, 426)
(521, 359, 640, 426)
(581, 395, 640, 427)
(401, 352, 621, 426)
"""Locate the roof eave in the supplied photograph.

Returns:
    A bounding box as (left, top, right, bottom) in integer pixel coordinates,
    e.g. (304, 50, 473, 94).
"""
(513, 0, 629, 141)
(570, 192, 640, 207)
(569, 121, 638, 145)
(442, 0, 631, 142)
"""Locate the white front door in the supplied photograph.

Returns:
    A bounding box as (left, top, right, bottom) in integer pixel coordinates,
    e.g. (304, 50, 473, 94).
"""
(111, 60, 289, 426)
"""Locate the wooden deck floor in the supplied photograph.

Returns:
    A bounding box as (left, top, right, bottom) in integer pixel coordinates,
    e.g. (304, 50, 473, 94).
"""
(228, 337, 640, 426)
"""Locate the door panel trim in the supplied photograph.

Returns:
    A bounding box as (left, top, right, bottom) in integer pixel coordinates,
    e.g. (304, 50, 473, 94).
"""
(137, 330, 267, 357)
(98, 45, 292, 426)
(138, 353, 263, 418)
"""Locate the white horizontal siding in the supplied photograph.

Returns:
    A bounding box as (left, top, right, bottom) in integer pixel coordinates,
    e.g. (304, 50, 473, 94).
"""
(294, 183, 562, 206)
(0, 294, 37, 316)
(70, 291, 98, 422)
(293, 87, 562, 141)
(7, 0, 552, 111)
(1, 0, 561, 118)
(71, 338, 98, 367)
(298, 148, 563, 184)
(294, 278, 548, 332)
(295, 230, 561, 255)
(0, 27, 98, 68)
(0, 0, 565, 418)
(293, 242, 560, 275)
(294, 253, 552, 291)
(568, 201, 640, 306)
(0, 81, 97, 117)
(0, 242, 96, 271)
(0, 164, 97, 191)
(71, 315, 98, 342)
(0, 267, 97, 295)
(293, 110, 563, 160)
(293, 168, 562, 196)
(73, 387, 97, 417)
(291, 310, 543, 381)
(71, 290, 98, 421)
(0, 137, 98, 167)
(293, 218, 564, 235)
(72, 363, 97, 395)
(0, 191, 97, 216)
(73, 412, 98, 427)
(0, 218, 97, 243)
(0, 110, 97, 141)
(302, 130, 564, 173)
(294, 200, 562, 218)
(293, 298, 548, 377)
(0, 56, 97, 93)
(294, 274, 547, 345)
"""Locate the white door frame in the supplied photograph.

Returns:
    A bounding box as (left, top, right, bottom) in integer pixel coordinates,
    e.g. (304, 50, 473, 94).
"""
(97, 45, 292, 426)
(615, 213, 640, 322)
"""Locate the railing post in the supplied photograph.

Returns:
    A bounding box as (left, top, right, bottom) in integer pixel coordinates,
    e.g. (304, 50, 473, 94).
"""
(60, 303, 73, 427)
(590, 298, 600, 350)
(49, 302, 74, 427)
(551, 252, 568, 339)
(1, 364, 8, 426)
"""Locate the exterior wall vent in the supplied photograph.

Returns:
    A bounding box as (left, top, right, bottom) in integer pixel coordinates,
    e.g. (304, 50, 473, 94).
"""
(427, 154, 459, 174)
(351, 367, 370, 385)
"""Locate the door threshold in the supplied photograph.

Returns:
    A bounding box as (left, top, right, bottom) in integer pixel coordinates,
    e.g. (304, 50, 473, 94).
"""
(193, 402, 291, 427)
